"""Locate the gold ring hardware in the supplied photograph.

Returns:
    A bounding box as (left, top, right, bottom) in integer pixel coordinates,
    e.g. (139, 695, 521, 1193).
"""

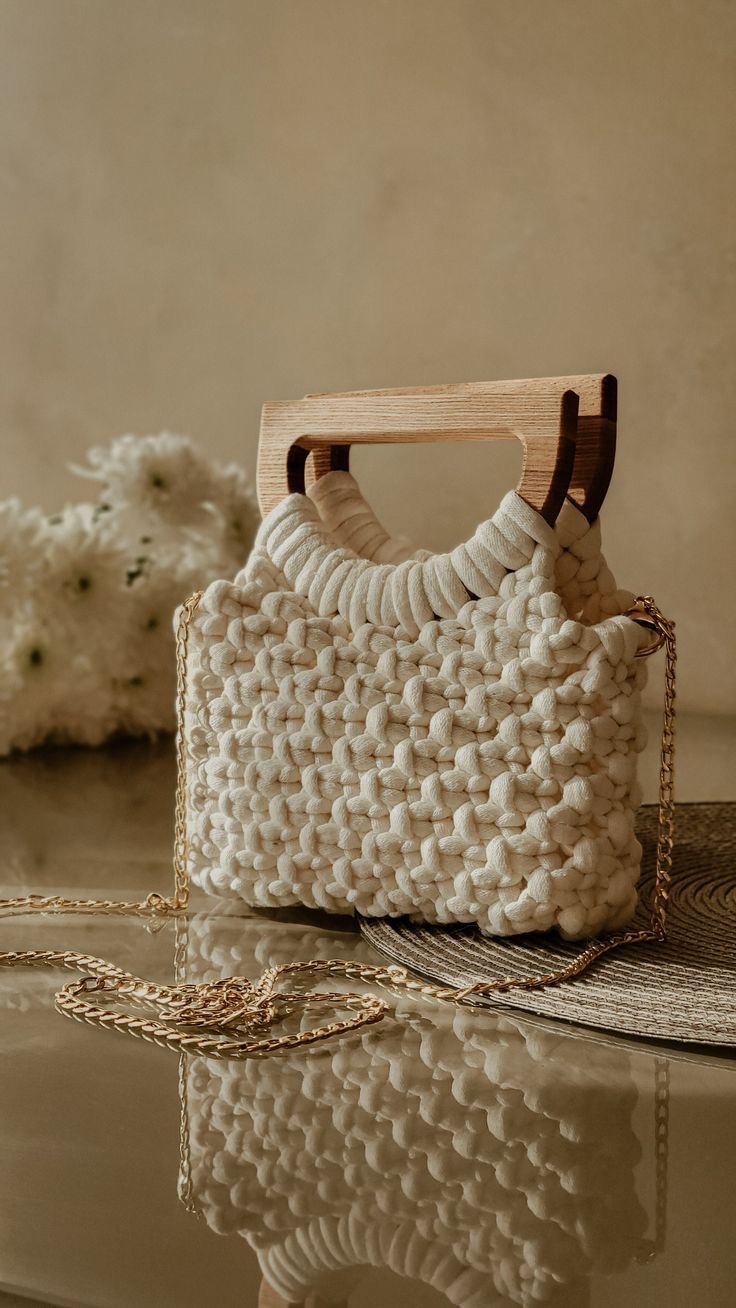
(626, 600, 669, 658)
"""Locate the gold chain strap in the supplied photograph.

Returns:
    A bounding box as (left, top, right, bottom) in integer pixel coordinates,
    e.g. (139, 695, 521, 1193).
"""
(0, 593, 676, 1057)
(0, 591, 201, 921)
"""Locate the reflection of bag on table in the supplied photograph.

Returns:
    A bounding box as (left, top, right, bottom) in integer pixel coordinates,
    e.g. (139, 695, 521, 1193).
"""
(182, 915, 653, 1308)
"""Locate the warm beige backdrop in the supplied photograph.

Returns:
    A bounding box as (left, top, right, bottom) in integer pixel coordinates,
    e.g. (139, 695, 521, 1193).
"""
(1, 0, 734, 716)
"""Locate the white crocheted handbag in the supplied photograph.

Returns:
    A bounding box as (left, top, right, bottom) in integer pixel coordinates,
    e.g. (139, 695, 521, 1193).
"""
(0, 375, 677, 1059)
(183, 377, 657, 942)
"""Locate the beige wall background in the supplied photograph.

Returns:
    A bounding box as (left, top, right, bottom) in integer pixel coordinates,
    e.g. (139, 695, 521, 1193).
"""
(1, 0, 734, 716)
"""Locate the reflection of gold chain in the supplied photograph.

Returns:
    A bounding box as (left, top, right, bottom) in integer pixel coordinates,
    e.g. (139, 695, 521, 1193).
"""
(0, 594, 676, 1057)
(652, 1056, 671, 1252)
(636, 1055, 671, 1262)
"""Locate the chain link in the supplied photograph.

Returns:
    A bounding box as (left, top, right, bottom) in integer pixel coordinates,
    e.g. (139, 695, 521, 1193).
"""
(0, 591, 202, 924)
(636, 597, 678, 935)
(342, 596, 678, 1009)
(0, 594, 676, 1057)
(171, 592, 202, 909)
(0, 592, 674, 1254)
(635, 1055, 671, 1261)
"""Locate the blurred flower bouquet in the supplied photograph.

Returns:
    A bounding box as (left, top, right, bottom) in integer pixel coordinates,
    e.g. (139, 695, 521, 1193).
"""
(0, 434, 258, 755)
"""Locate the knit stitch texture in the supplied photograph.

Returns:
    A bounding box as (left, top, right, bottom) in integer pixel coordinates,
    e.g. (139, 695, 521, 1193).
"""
(183, 917, 647, 1307)
(184, 475, 647, 938)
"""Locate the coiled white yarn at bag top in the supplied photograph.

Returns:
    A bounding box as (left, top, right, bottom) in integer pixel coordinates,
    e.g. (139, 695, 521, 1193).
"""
(183, 473, 648, 939)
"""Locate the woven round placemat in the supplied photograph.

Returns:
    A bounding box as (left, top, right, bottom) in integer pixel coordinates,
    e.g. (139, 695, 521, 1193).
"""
(359, 802, 736, 1047)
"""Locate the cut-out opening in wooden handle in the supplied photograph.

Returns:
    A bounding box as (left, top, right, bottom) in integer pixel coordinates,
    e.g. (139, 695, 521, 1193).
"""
(258, 387, 580, 526)
(303, 374, 617, 523)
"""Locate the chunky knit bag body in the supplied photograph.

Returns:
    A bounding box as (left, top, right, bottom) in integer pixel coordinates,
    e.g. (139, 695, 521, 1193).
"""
(184, 473, 647, 939)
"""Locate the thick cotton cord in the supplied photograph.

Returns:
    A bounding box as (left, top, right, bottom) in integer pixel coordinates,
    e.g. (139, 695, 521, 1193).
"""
(0, 583, 675, 1058)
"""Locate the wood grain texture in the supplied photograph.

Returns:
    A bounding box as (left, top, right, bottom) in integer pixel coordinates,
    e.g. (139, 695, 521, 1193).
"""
(303, 374, 617, 523)
(258, 385, 580, 525)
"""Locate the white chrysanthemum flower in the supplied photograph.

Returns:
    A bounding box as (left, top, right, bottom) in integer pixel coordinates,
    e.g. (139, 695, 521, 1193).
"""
(122, 567, 191, 682)
(0, 499, 51, 593)
(113, 664, 176, 737)
(111, 567, 189, 735)
(0, 610, 66, 753)
(58, 651, 121, 747)
(0, 656, 26, 756)
(42, 502, 131, 632)
(2, 431, 258, 756)
(127, 574, 182, 645)
(1, 601, 123, 752)
(206, 462, 260, 563)
(73, 433, 217, 525)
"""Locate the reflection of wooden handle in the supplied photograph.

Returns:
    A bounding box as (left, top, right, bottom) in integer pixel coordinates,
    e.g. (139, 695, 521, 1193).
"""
(258, 386, 579, 525)
(302, 374, 617, 523)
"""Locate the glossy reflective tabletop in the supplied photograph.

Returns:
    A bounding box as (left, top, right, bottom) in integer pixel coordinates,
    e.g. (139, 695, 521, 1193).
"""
(1, 740, 735, 1308)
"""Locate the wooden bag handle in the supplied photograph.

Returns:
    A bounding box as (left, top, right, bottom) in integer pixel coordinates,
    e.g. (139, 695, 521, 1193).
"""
(301, 373, 617, 524)
(257, 384, 580, 526)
